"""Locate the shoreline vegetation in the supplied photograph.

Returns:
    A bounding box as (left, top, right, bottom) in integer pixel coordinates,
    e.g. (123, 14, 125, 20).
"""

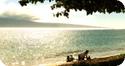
(56, 54, 125, 66)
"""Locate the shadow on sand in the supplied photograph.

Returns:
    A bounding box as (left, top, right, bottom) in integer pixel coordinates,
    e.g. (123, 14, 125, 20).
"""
(59, 54, 125, 66)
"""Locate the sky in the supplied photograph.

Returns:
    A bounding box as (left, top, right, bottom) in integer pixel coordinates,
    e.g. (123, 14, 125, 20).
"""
(0, 0, 125, 29)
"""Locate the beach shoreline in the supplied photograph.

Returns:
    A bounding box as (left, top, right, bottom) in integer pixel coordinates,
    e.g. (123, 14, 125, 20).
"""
(45, 54, 125, 66)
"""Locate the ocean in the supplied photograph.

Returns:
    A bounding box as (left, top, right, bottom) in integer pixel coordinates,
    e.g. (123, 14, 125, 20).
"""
(0, 28, 125, 66)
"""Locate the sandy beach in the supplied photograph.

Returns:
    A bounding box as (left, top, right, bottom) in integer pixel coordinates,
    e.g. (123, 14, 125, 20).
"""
(53, 54, 125, 66)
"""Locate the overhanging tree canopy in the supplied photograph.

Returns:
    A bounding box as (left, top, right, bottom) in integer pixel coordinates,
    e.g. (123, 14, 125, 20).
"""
(19, 0, 125, 18)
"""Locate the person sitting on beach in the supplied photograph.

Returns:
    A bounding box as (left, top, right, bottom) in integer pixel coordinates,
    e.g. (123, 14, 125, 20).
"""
(78, 50, 89, 61)
(86, 56, 91, 60)
(67, 55, 74, 62)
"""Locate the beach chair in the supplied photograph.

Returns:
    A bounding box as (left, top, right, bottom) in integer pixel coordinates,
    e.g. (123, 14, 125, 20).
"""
(78, 50, 89, 61)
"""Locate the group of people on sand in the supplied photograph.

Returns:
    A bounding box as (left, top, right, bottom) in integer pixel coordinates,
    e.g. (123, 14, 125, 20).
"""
(67, 50, 91, 62)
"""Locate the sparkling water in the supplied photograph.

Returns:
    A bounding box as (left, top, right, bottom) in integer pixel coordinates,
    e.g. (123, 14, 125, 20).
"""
(0, 28, 125, 66)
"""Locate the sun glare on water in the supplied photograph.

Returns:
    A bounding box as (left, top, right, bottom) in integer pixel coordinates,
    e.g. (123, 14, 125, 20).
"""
(0, 60, 6, 66)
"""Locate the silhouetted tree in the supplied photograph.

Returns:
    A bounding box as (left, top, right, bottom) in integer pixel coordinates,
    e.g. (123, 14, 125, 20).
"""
(19, 0, 125, 18)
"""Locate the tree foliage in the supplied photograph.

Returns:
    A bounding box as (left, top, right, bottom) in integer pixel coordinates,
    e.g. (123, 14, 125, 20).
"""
(19, 0, 125, 18)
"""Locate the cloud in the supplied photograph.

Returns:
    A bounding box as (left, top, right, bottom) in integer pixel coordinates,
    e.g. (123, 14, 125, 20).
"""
(0, 11, 39, 27)
(1, 0, 125, 28)
(0, 11, 98, 28)
(0, 11, 38, 21)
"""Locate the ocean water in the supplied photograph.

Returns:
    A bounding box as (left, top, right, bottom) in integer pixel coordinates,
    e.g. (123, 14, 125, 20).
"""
(0, 28, 125, 66)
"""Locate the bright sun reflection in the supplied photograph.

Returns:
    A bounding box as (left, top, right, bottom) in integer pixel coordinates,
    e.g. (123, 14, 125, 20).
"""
(0, 27, 110, 31)
(0, 60, 5, 66)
